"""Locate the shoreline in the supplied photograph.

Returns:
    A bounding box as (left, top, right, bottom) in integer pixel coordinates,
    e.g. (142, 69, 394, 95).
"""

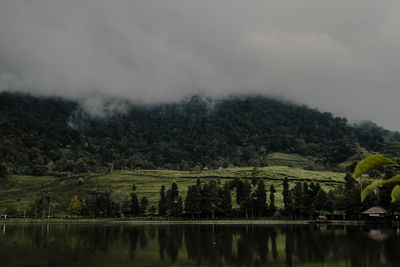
(111, 220, 365, 225)
(0, 218, 368, 225)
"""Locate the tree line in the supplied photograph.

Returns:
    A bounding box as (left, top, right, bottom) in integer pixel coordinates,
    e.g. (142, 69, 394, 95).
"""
(17, 170, 399, 219)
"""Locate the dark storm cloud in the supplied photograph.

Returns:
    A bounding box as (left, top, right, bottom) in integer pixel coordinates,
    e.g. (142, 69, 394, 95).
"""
(1, 0, 400, 128)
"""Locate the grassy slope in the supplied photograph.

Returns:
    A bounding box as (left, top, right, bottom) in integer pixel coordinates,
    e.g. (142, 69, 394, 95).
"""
(266, 152, 325, 171)
(0, 166, 345, 216)
(337, 144, 372, 171)
(383, 142, 400, 159)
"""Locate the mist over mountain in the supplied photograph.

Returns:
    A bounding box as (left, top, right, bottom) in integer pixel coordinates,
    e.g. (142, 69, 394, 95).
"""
(1, 1, 400, 130)
(0, 92, 398, 176)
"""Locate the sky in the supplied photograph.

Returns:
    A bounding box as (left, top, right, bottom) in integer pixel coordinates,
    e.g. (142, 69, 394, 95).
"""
(1, 0, 400, 129)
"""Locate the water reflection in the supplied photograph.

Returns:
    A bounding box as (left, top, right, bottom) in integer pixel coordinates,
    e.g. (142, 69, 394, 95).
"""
(0, 223, 399, 266)
(367, 229, 388, 241)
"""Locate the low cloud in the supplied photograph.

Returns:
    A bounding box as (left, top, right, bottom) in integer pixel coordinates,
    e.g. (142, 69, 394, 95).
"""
(1, 1, 400, 129)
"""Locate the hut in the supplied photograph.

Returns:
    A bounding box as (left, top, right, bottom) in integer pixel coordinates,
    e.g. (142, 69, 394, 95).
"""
(362, 207, 389, 223)
(362, 207, 388, 217)
(316, 215, 329, 223)
(203, 166, 209, 171)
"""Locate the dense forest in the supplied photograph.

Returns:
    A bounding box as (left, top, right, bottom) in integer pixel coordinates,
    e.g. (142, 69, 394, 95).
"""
(0, 92, 399, 175)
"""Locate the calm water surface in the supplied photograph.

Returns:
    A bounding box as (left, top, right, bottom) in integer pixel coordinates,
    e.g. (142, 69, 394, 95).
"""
(0, 223, 399, 266)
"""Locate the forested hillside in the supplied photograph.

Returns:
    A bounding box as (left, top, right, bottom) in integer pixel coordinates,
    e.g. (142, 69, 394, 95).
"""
(0, 92, 399, 175)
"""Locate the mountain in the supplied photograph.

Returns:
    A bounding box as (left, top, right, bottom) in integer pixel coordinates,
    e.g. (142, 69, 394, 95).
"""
(0, 92, 399, 175)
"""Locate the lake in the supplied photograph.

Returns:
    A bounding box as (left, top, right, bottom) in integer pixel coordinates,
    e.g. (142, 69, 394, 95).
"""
(0, 223, 399, 266)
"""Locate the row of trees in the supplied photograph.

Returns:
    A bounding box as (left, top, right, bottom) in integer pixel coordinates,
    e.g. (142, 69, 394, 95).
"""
(281, 172, 400, 220)
(60, 178, 277, 219)
(182, 173, 400, 219)
(157, 178, 278, 219)
(64, 185, 156, 218)
(23, 171, 400, 219)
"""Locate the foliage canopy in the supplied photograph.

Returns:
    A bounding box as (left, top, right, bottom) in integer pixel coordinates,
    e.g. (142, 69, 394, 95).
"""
(355, 155, 400, 202)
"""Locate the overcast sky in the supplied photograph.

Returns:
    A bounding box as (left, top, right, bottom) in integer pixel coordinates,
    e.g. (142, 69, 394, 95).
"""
(1, 0, 400, 129)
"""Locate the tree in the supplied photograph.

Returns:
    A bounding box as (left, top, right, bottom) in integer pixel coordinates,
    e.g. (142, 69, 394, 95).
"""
(44, 195, 55, 218)
(282, 177, 290, 214)
(220, 181, 232, 217)
(149, 205, 156, 217)
(179, 160, 189, 171)
(292, 182, 304, 219)
(269, 184, 276, 216)
(130, 194, 139, 216)
(343, 174, 361, 217)
(303, 183, 313, 218)
(354, 155, 399, 203)
(95, 191, 112, 217)
(73, 159, 88, 173)
(140, 197, 149, 215)
(251, 166, 259, 186)
(315, 189, 328, 214)
(0, 162, 8, 177)
(236, 179, 251, 205)
(67, 195, 82, 215)
(17, 202, 29, 218)
(110, 190, 129, 217)
(158, 185, 167, 216)
(171, 196, 183, 217)
(201, 180, 220, 219)
(166, 181, 183, 217)
(325, 190, 337, 214)
(130, 184, 140, 216)
(33, 196, 50, 218)
(39, 196, 50, 218)
(31, 199, 40, 218)
(254, 179, 267, 217)
(235, 180, 251, 218)
(133, 155, 144, 171)
(185, 184, 202, 219)
(167, 182, 178, 206)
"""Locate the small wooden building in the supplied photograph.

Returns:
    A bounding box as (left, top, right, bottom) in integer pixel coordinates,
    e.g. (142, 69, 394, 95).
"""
(316, 215, 329, 223)
(362, 207, 389, 223)
(362, 207, 388, 217)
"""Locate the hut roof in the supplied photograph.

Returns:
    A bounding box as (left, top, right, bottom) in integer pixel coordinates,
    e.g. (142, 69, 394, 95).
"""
(362, 207, 388, 215)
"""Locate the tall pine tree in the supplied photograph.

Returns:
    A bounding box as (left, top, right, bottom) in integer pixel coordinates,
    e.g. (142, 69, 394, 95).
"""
(254, 179, 267, 217)
(185, 183, 202, 219)
(220, 181, 232, 217)
(167, 181, 183, 217)
(130, 184, 140, 216)
(269, 184, 276, 216)
(158, 185, 167, 216)
(201, 180, 220, 219)
(282, 177, 289, 215)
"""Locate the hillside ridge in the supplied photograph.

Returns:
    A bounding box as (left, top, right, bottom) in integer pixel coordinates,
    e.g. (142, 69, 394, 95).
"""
(0, 92, 399, 175)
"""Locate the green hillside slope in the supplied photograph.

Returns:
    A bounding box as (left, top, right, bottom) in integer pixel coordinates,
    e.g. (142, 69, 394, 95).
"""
(337, 144, 372, 171)
(266, 153, 325, 171)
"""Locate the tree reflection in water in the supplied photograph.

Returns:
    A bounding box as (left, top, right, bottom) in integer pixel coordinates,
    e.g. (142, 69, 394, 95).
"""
(0, 223, 400, 266)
